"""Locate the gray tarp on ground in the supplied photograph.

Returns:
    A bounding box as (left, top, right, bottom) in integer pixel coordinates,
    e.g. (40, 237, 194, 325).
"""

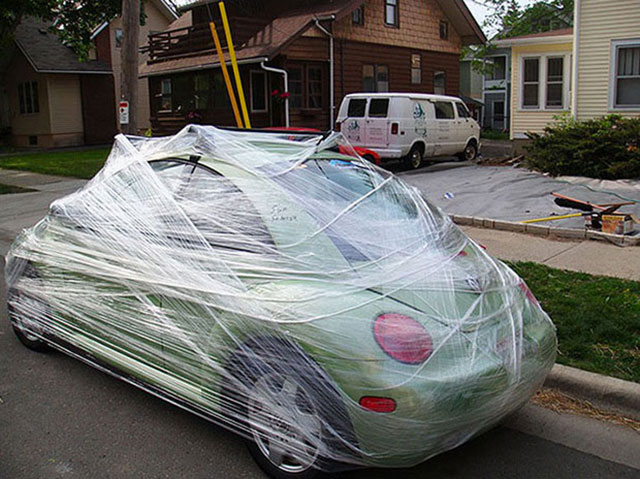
(399, 164, 640, 233)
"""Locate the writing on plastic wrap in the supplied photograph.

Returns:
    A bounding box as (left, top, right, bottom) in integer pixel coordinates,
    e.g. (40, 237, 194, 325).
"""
(5, 125, 556, 473)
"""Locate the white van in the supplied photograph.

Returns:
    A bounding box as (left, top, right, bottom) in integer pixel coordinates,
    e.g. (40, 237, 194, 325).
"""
(336, 93, 481, 169)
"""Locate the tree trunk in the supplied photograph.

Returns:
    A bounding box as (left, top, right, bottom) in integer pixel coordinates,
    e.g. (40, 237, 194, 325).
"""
(120, 0, 140, 134)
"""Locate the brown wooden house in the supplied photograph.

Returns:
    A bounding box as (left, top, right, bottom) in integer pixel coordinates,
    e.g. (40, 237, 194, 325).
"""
(140, 0, 486, 134)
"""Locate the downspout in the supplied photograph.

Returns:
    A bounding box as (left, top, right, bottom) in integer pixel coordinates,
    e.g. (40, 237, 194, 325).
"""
(260, 60, 289, 127)
(314, 16, 335, 130)
(572, 0, 581, 120)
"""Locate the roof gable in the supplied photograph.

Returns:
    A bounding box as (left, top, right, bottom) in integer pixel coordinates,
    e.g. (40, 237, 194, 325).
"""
(15, 17, 112, 74)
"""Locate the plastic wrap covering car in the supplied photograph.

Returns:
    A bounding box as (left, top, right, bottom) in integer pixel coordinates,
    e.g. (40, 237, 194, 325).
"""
(5, 125, 556, 476)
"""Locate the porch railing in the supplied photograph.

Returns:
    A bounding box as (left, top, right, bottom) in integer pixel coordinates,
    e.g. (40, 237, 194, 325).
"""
(144, 17, 270, 63)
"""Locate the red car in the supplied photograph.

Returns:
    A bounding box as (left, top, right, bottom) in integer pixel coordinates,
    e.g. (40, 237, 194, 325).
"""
(263, 127, 381, 165)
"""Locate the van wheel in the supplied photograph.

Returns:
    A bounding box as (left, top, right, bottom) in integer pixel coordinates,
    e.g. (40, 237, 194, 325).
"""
(458, 142, 478, 162)
(404, 146, 423, 170)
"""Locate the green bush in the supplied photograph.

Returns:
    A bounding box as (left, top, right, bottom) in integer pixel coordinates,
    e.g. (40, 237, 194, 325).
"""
(524, 114, 640, 179)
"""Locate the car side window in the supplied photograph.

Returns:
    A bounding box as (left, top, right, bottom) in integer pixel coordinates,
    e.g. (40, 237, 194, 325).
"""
(455, 103, 471, 118)
(368, 98, 389, 117)
(347, 98, 367, 117)
(180, 164, 275, 254)
(149, 159, 191, 194)
(434, 101, 455, 120)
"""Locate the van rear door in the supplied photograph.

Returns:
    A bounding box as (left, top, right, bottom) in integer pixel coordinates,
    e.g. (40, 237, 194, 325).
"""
(364, 98, 390, 148)
(342, 97, 368, 145)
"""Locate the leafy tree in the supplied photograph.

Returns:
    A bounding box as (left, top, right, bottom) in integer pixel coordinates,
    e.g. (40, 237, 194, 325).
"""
(465, 0, 574, 74)
(1, 0, 144, 60)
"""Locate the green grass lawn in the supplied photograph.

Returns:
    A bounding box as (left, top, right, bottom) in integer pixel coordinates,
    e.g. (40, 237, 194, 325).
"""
(509, 261, 640, 383)
(0, 183, 36, 194)
(0, 147, 110, 179)
(481, 129, 510, 141)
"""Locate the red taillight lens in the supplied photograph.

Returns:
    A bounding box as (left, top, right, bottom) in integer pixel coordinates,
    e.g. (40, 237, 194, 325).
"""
(518, 281, 540, 307)
(335, 122, 341, 132)
(359, 396, 396, 413)
(374, 313, 433, 364)
(391, 122, 399, 134)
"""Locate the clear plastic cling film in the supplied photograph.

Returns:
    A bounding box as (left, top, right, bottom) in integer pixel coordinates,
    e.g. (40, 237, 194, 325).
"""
(5, 125, 556, 470)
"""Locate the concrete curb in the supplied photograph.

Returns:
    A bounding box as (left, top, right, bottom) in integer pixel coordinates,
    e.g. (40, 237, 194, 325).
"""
(450, 214, 640, 247)
(544, 364, 640, 421)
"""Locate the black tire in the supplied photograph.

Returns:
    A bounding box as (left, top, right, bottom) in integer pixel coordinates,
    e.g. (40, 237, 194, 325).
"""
(225, 339, 356, 479)
(458, 141, 478, 162)
(7, 289, 51, 353)
(6, 262, 51, 353)
(403, 145, 423, 170)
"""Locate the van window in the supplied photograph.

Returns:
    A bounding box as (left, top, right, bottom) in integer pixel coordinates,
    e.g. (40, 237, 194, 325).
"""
(434, 101, 455, 119)
(455, 102, 471, 118)
(368, 98, 389, 117)
(347, 98, 367, 117)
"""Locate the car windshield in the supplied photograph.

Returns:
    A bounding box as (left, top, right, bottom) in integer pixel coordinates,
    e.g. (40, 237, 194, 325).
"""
(267, 156, 447, 262)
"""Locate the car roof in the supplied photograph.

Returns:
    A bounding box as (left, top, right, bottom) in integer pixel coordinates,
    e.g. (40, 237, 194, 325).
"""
(343, 92, 463, 102)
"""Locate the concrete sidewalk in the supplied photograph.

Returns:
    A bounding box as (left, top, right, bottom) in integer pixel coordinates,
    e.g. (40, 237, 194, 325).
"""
(462, 225, 640, 281)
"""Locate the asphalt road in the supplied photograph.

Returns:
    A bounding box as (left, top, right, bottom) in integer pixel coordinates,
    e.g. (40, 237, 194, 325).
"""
(1, 168, 639, 478)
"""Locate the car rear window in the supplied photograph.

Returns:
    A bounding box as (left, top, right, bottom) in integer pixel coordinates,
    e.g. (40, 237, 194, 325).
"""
(347, 98, 367, 117)
(368, 98, 389, 117)
(434, 101, 455, 119)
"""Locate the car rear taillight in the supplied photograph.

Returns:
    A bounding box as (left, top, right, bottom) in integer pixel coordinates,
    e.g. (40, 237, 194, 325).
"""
(518, 281, 540, 307)
(373, 313, 433, 364)
(335, 122, 341, 132)
(359, 396, 396, 413)
(391, 122, 399, 134)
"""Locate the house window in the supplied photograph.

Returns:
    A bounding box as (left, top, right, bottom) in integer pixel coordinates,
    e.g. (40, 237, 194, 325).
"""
(486, 56, 506, 81)
(384, 0, 398, 27)
(612, 41, 640, 108)
(352, 5, 364, 25)
(522, 58, 540, 108)
(363, 64, 389, 92)
(115, 28, 123, 48)
(18, 81, 39, 114)
(433, 71, 446, 94)
(194, 74, 210, 110)
(159, 78, 172, 111)
(289, 66, 303, 108)
(288, 63, 324, 109)
(439, 20, 448, 40)
(411, 53, 421, 84)
(250, 70, 267, 113)
(546, 57, 564, 108)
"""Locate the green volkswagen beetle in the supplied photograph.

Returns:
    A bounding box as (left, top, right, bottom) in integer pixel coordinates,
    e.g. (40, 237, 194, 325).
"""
(5, 126, 556, 478)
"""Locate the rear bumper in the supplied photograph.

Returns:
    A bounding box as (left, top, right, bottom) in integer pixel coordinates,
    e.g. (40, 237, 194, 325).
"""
(342, 318, 556, 468)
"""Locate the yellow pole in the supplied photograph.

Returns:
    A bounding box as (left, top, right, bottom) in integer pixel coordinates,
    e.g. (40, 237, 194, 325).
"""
(521, 213, 583, 224)
(208, 21, 243, 128)
(218, 1, 251, 128)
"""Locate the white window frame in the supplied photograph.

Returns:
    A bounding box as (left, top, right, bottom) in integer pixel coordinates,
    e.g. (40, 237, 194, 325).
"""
(486, 54, 507, 82)
(250, 70, 268, 113)
(609, 38, 640, 111)
(519, 52, 571, 111)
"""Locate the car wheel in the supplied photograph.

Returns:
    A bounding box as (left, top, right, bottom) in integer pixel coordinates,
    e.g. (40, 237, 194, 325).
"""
(226, 339, 356, 479)
(403, 145, 423, 170)
(362, 154, 375, 164)
(7, 288, 51, 353)
(459, 142, 478, 162)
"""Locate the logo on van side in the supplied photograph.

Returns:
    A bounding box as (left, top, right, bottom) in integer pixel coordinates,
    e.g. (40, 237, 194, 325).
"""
(413, 102, 428, 138)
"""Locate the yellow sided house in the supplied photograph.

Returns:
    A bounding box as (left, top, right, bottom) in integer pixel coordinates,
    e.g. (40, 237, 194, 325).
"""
(494, 29, 574, 141)
(496, 0, 640, 142)
(573, 0, 640, 120)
